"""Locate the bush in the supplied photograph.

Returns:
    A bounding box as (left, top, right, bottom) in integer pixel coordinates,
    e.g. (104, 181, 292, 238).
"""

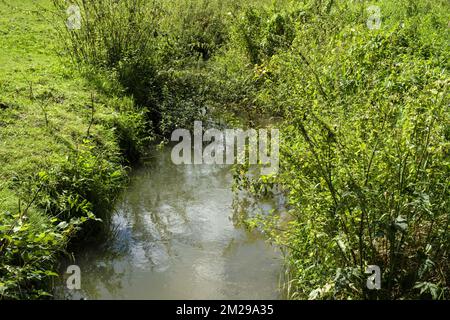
(233, 0, 449, 299)
(234, 5, 296, 65)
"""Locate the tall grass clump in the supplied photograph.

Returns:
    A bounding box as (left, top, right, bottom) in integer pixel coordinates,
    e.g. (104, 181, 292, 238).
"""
(52, 0, 237, 135)
(52, 0, 161, 110)
(53, 0, 159, 67)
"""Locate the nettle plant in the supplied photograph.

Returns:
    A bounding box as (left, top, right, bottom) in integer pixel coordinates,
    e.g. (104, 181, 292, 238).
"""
(0, 176, 93, 300)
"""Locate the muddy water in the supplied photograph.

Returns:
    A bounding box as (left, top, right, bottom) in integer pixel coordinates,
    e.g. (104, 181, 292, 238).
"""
(59, 147, 282, 300)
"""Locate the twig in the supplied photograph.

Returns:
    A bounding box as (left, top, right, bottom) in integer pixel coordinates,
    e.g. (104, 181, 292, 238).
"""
(87, 92, 95, 136)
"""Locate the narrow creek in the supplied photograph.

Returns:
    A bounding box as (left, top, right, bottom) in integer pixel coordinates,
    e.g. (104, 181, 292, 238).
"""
(57, 146, 283, 299)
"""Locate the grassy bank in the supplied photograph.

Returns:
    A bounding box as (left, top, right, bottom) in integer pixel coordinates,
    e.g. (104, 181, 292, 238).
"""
(0, 0, 146, 298)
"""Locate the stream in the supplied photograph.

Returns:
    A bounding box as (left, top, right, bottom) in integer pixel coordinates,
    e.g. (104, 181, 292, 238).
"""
(57, 147, 282, 300)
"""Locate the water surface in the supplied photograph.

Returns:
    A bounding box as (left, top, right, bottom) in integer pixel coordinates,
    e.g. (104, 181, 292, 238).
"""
(59, 147, 282, 299)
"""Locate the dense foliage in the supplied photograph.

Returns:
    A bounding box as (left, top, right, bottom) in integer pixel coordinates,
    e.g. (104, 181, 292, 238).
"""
(1, 0, 448, 299)
(228, 0, 450, 299)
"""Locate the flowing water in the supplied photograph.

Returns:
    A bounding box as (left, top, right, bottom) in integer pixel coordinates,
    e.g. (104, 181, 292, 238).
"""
(57, 147, 282, 300)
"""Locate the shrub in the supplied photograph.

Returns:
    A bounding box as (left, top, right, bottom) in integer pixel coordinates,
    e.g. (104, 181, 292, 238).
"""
(234, 0, 449, 299)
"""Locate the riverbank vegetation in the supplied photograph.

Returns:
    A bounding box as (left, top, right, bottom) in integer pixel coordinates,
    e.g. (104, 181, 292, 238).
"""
(1, 0, 448, 299)
(0, 0, 147, 298)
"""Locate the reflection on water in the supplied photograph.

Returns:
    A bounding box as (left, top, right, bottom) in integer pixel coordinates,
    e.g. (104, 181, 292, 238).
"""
(57, 147, 282, 300)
